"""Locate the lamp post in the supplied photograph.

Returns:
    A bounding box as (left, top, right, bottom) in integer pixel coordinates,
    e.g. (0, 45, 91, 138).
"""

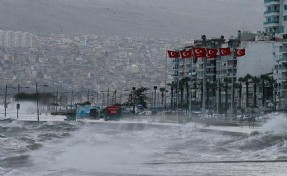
(154, 86, 157, 113)
(201, 35, 207, 115)
(132, 87, 136, 113)
(17, 84, 29, 119)
(101, 91, 105, 106)
(87, 89, 90, 102)
(36, 82, 48, 121)
(114, 90, 117, 104)
(70, 90, 74, 106)
(4, 84, 16, 117)
(55, 90, 59, 112)
(94, 91, 99, 105)
(100, 90, 109, 106)
(107, 87, 110, 106)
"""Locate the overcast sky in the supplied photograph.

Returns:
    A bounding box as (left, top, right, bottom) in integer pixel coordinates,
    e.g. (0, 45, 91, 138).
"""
(0, 0, 265, 38)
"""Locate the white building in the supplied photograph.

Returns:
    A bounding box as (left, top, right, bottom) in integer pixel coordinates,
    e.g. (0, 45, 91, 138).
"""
(272, 34, 287, 109)
(0, 30, 33, 48)
(171, 36, 275, 111)
(264, 0, 287, 109)
(263, 0, 286, 34)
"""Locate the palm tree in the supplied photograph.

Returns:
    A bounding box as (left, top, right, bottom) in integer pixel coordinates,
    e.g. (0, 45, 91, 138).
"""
(244, 74, 252, 108)
(159, 88, 166, 106)
(252, 76, 260, 107)
(218, 82, 224, 114)
(238, 77, 245, 108)
(182, 77, 191, 108)
(178, 79, 185, 106)
(167, 81, 176, 109)
(223, 78, 232, 112)
(206, 82, 216, 110)
(193, 82, 198, 109)
(260, 74, 270, 107)
(233, 82, 242, 110)
(269, 78, 277, 109)
(262, 76, 275, 108)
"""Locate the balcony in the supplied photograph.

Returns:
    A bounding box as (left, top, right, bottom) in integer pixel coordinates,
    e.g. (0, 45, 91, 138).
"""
(264, 0, 280, 5)
(264, 0, 279, 3)
(278, 56, 287, 62)
(279, 68, 287, 73)
(264, 21, 280, 28)
(279, 75, 287, 81)
(280, 47, 287, 53)
(264, 10, 280, 17)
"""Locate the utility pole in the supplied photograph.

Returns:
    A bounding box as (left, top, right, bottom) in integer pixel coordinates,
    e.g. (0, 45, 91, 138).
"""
(17, 84, 29, 119)
(217, 36, 225, 115)
(202, 35, 207, 115)
(36, 82, 48, 121)
(4, 84, 16, 117)
(4, 84, 7, 117)
(114, 90, 117, 104)
(87, 89, 90, 102)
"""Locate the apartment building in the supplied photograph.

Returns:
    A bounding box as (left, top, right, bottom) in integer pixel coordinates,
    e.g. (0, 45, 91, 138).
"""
(264, 0, 285, 34)
(264, 0, 287, 109)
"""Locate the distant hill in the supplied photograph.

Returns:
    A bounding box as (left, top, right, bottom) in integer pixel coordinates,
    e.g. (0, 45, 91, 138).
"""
(0, 0, 264, 38)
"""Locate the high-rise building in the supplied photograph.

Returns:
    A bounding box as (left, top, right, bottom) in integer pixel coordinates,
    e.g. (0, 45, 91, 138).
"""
(263, 0, 285, 34)
(272, 33, 287, 109)
(264, 1, 287, 109)
(0, 30, 33, 48)
(0, 30, 4, 47)
(171, 35, 239, 112)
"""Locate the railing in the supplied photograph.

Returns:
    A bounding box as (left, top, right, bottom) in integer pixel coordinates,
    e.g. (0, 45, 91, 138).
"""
(280, 48, 287, 52)
(264, 0, 279, 3)
(264, 21, 279, 25)
(279, 56, 287, 61)
(264, 10, 280, 14)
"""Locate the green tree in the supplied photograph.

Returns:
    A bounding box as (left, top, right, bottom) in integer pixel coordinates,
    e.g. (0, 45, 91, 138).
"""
(178, 79, 185, 106)
(206, 81, 216, 109)
(223, 78, 232, 112)
(260, 74, 272, 107)
(167, 81, 176, 109)
(244, 74, 252, 108)
(126, 87, 148, 108)
(159, 87, 166, 106)
(252, 76, 260, 107)
(238, 77, 245, 108)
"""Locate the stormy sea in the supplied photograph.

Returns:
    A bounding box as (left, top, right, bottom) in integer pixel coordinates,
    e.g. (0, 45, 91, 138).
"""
(1, 113, 287, 176)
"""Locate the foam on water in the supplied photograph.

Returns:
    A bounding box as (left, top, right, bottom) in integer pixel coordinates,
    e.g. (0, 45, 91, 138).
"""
(261, 113, 287, 132)
(1, 113, 287, 175)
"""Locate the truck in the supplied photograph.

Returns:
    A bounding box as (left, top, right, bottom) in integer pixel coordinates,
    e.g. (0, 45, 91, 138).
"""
(104, 106, 122, 121)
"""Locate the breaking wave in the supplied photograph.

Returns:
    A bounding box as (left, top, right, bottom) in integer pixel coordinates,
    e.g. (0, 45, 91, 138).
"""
(0, 113, 287, 175)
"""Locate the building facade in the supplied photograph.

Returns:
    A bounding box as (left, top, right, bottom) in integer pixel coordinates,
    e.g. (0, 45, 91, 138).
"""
(264, 0, 287, 109)
(264, 0, 286, 34)
(171, 36, 239, 112)
(0, 30, 33, 48)
(273, 34, 287, 109)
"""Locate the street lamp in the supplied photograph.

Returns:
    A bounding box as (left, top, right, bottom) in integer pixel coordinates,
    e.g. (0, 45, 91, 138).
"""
(16, 84, 29, 119)
(154, 86, 157, 112)
(94, 91, 99, 105)
(132, 87, 136, 113)
(87, 89, 90, 102)
(4, 84, 16, 117)
(36, 82, 48, 122)
(114, 90, 117, 105)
